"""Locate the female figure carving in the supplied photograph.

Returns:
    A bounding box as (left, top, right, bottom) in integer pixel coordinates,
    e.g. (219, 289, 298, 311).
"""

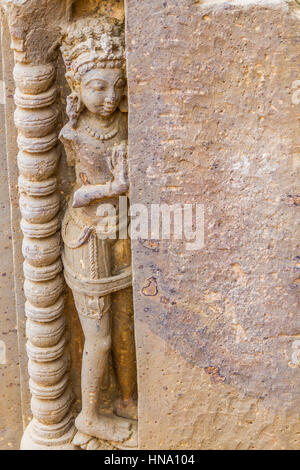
(60, 17, 137, 447)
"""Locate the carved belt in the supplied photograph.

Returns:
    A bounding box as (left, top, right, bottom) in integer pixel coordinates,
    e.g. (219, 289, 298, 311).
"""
(62, 255, 132, 296)
(62, 203, 128, 249)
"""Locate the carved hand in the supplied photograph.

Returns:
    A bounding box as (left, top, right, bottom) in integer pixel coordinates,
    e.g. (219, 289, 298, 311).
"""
(72, 143, 129, 208)
(109, 142, 129, 192)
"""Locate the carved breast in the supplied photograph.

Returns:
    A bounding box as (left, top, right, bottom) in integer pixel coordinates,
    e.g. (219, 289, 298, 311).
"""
(76, 139, 115, 185)
(61, 111, 127, 186)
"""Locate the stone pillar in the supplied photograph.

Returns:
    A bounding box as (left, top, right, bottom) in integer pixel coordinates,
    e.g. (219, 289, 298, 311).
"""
(0, 18, 23, 451)
(2, 0, 75, 450)
(126, 0, 300, 449)
(15, 59, 74, 450)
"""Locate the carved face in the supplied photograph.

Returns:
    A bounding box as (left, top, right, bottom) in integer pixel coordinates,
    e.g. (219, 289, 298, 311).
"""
(80, 68, 126, 117)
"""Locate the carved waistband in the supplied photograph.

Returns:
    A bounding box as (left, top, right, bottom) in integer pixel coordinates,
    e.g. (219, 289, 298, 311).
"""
(62, 255, 132, 296)
(62, 202, 128, 249)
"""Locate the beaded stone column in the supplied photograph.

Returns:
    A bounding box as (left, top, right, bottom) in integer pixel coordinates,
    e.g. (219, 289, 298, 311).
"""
(10, 34, 75, 450)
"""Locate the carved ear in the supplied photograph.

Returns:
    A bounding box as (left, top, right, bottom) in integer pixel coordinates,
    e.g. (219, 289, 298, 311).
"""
(65, 71, 77, 92)
(66, 92, 83, 128)
(119, 91, 128, 113)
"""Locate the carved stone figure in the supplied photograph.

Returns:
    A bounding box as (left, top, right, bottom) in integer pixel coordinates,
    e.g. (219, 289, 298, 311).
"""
(60, 16, 137, 448)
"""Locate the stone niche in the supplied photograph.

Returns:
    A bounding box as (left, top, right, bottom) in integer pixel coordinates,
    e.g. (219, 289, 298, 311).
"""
(0, 0, 299, 450)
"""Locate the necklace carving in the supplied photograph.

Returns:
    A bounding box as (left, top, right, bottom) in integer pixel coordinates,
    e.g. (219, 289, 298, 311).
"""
(85, 125, 118, 141)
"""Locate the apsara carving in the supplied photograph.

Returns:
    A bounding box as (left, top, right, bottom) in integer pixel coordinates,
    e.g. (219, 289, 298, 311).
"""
(59, 14, 138, 449)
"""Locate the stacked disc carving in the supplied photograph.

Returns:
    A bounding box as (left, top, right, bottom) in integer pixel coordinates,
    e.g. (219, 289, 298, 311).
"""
(13, 59, 74, 448)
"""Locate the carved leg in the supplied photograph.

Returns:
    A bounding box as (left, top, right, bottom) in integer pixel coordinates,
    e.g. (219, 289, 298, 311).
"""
(63, 229, 134, 444)
(111, 239, 138, 421)
(74, 298, 133, 443)
(78, 303, 111, 420)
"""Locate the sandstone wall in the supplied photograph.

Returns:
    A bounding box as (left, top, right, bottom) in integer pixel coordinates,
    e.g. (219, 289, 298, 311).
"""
(127, 0, 300, 449)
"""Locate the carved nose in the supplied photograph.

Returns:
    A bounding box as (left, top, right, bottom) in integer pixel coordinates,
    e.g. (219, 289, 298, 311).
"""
(105, 91, 117, 104)
(105, 97, 116, 105)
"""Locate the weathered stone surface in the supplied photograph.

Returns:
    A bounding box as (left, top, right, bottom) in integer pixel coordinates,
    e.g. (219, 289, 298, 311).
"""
(127, 0, 300, 449)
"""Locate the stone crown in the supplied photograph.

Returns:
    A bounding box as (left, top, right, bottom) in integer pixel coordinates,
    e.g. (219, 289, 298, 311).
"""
(61, 17, 125, 77)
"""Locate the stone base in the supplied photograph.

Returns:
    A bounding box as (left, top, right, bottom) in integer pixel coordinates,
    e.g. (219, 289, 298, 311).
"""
(20, 420, 76, 451)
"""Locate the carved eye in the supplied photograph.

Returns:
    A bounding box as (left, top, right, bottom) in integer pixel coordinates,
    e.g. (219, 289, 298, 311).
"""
(88, 80, 107, 91)
(115, 78, 125, 90)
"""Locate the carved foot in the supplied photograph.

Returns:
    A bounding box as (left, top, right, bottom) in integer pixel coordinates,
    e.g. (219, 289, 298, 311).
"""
(75, 412, 132, 444)
(73, 422, 138, 450)
(113, 421, 138, 449)
(114, 397, 138, 421)
(73, 431, 116, 450)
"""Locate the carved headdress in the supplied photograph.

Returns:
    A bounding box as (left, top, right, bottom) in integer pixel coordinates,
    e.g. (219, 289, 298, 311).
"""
(61, 16, 125, 127)
(61, 17, 125, 80)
